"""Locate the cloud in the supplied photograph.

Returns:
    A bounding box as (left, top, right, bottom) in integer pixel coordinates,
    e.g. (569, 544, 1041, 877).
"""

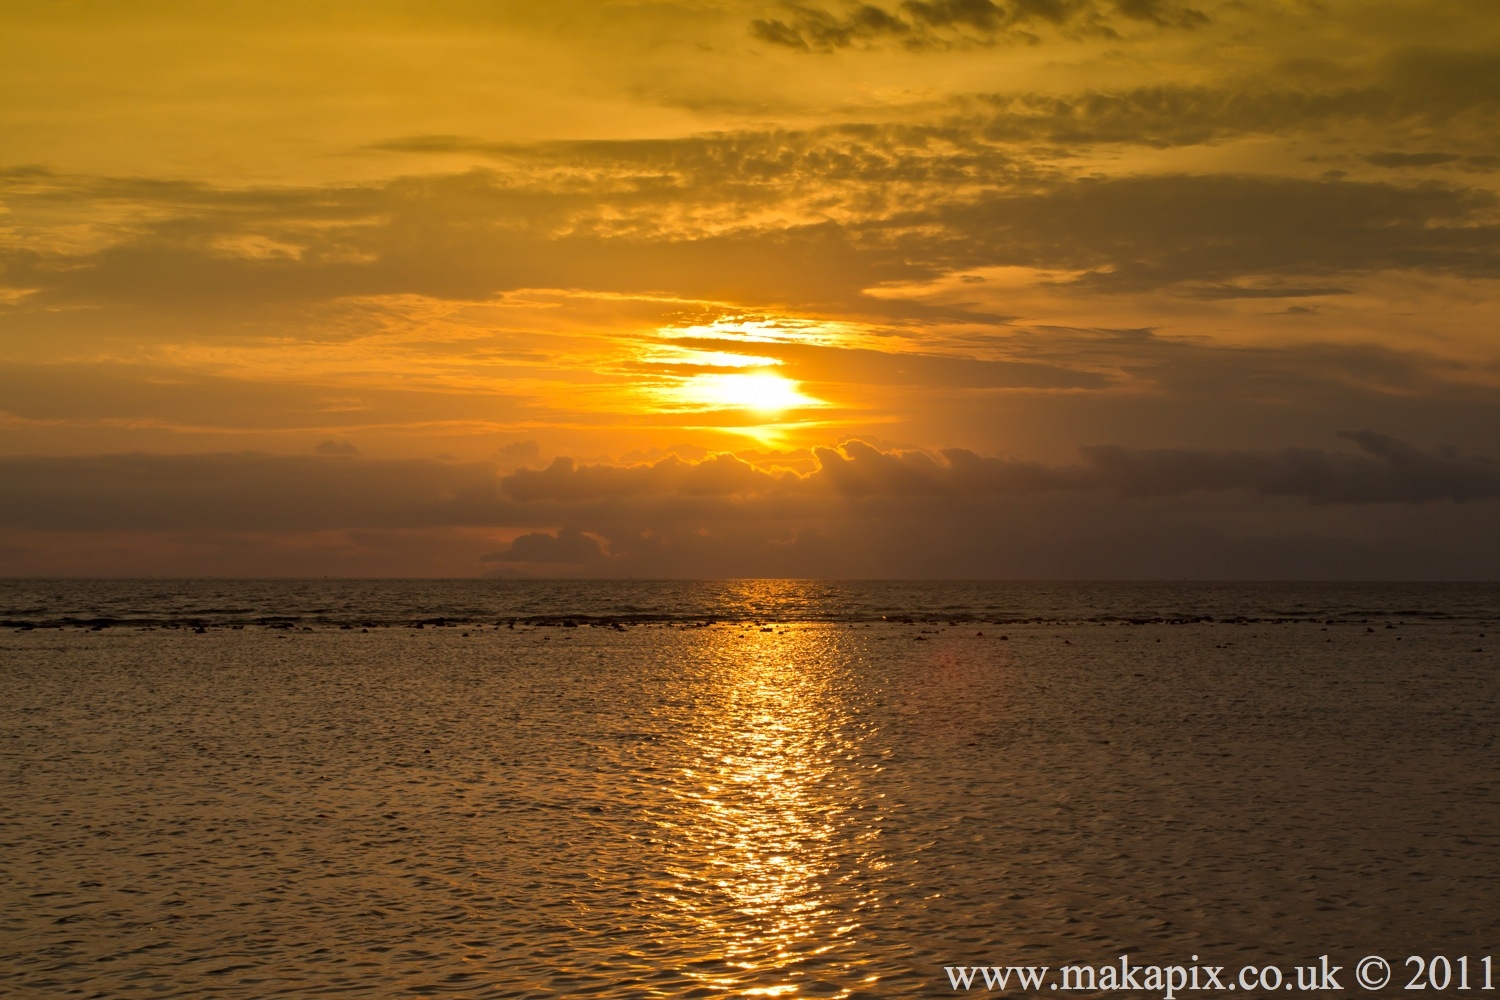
(1183, 283, 1351, 300)
(1383, 47, 1500, 117)
(502, 453, 790, 503)
(666, 337, 1111, 389)
(972, 85, 1400, 147)
(9, 163, 1499, 330)
(810, 439, 1075, 494)
(1, 434, 1491, 539)
(1365, 151, 1464, 168)
(1079, 431, 1500, 504)
(494, 440, 541, 468)
(479, 527, 607, 564)
(903, 0, 1010, 31)
(1113, 0, 1208, 28)
(746, 0, 1210, 51)
(3, 434, 1499, 578)
(489, 433, 1500, 506)
(315, 440, 360, 455)
(3, 1, 1496, 581)
(751, 3, 912, 51)
(912, 174, 1500, 290)
(0, 452, 514, 532)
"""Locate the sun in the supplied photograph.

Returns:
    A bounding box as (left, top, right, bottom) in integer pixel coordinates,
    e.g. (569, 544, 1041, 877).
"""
(669, 372, 822, 414)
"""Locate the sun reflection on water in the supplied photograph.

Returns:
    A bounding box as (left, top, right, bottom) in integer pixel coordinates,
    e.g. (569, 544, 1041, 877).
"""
(653, 623, 881, 997)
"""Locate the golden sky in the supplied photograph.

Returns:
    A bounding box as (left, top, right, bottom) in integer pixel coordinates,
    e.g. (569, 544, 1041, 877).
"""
(2, 0, 1499, 576)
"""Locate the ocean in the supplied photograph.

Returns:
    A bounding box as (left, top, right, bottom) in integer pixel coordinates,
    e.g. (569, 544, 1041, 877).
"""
(3, 580, 1498, 998)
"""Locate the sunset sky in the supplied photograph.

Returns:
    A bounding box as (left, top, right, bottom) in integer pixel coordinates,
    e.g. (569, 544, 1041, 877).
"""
(2, 0, 1499, 577)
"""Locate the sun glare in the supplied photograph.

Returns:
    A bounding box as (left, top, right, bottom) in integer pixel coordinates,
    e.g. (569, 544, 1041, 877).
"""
(669, 372, 822, 413)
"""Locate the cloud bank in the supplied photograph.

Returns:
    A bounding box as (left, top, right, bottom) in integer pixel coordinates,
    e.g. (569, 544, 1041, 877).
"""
(500, 432, 1500, 505)
(2, 434, 1497, 577)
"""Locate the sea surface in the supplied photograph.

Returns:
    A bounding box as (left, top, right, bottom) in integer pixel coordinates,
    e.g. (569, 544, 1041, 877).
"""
(3, 579, 1499, 629)
(3, 580, 1498, 998)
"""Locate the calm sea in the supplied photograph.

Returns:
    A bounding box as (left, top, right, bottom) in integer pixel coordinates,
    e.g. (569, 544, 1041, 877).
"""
(3, 578, 1498, 628)
(3, 581, 1498, 998)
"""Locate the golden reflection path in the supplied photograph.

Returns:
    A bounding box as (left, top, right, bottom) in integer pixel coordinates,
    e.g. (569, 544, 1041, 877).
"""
(649, 623, 886, 998)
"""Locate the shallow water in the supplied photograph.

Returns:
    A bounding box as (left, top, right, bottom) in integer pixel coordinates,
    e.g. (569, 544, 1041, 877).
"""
(3, 583, 1499, 998)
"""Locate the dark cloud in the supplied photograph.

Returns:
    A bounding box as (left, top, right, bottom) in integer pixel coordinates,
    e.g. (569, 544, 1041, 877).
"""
(503, 454, 789, 503)
(751, 3, 912, 51)
(1365, 151, 1463, 168)
(903, 0, 1009, 30)
(750, 1, 991, 51)
(1, 434, 1491, 537)
(810, 440, 1073, 494)
(3, 434, 1498, 577)
(750, 17, 814, 48)
(1079, 431, 1500, 504)
(899, 432, 1500, 503)
(315, 440, 360, 455)
(970, 56, 1500, 148)
(479, 527, 607, 564)
(1113, 0, 1207, 28)
(1383, 47, 1500, 117)
(2, 438, 1498, 580)
(0, 453, 515, 532)
(746, 0, 1209, 51)
(491, 433, 1500, 506)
